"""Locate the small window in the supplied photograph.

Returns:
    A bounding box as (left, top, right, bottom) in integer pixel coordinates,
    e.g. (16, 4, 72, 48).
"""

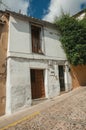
(31, 25, 43, 54)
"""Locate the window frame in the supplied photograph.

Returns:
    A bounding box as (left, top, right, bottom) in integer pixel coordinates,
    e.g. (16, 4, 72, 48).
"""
(30, 23, 44, 54)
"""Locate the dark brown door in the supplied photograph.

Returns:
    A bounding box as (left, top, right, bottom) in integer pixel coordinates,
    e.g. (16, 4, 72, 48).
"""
(30, 69, 45, 99)
(59, 66, 65, 91)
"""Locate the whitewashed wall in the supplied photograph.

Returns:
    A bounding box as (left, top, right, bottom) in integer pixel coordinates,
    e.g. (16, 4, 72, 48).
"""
(8, 16, 66, 60)
(6, 15, 71, 113)
(6, 58, 31, 114)
(44, 27, 66, 60)
(8, 16, 31, 54)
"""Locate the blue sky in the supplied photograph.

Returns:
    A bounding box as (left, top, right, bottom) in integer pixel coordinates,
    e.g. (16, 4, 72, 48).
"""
(28, 0, 86, 21)
(27, 0, 50, 19)
(2, 0, 86, 22)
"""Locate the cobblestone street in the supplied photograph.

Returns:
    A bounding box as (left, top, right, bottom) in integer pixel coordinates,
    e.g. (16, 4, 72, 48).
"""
(0, 87, 86, 130)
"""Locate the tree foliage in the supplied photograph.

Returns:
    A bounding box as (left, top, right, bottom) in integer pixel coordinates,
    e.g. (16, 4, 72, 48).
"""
(55, 13, 86, 66)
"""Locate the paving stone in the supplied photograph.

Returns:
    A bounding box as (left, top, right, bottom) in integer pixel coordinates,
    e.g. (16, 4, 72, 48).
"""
(3, 88, 86, 130)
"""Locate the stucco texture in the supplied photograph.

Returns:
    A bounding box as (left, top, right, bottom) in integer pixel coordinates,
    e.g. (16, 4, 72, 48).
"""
(71, 65, 86, 88)
(0, 15, 8, 116)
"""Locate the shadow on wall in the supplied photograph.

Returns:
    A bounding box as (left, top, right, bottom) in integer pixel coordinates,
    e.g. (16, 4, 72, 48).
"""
(71, 65, 86, 88)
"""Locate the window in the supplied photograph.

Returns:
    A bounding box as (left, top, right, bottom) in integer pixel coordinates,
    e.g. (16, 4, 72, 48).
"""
(31, 25, 43, 54)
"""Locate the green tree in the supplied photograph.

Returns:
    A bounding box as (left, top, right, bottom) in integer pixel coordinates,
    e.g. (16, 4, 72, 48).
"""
(55, 13, 86, 65)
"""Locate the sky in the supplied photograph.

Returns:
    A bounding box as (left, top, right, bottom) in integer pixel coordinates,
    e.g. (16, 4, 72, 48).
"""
(1, 0, 86, 22)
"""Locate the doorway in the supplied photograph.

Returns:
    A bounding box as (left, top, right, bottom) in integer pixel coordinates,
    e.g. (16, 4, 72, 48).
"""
(30, 69, 45, 99)
(59, 66, 65, 91)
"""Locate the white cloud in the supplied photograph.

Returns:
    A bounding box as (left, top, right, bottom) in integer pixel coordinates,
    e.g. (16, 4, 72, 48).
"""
(1, 0, 30, 14)
(43, 0, 86, 22)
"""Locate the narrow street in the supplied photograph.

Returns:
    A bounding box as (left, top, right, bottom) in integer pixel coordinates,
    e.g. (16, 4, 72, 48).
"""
(0, 87, 86, 130)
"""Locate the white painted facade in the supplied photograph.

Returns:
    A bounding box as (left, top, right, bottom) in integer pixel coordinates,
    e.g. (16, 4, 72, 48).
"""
(6, 15, 72, 114)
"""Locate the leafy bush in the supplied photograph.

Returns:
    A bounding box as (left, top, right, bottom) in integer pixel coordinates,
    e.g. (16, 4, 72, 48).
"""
(55, 13, 86, 65)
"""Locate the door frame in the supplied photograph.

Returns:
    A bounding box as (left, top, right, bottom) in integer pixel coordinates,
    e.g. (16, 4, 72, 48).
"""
(58, 65, 65, 92)
(30, 69, 46, 99)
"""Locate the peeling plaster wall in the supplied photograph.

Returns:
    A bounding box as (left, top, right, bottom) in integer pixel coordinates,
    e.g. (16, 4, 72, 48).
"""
(6, 58, 31, 114)
(6, 15, 72, 113)
(6, 58, 62, 113)
(48, 65, 60, 98)
(29, 60, 61, 98)
(0, 15, 8, 116)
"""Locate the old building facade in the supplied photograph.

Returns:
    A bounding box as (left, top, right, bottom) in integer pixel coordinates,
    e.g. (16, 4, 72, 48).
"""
(0, 10, 72, 116)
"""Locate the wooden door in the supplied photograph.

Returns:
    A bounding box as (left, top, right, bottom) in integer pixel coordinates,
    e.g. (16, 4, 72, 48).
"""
(31, 69, 45, 99)
(59, 66, 65, 91)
